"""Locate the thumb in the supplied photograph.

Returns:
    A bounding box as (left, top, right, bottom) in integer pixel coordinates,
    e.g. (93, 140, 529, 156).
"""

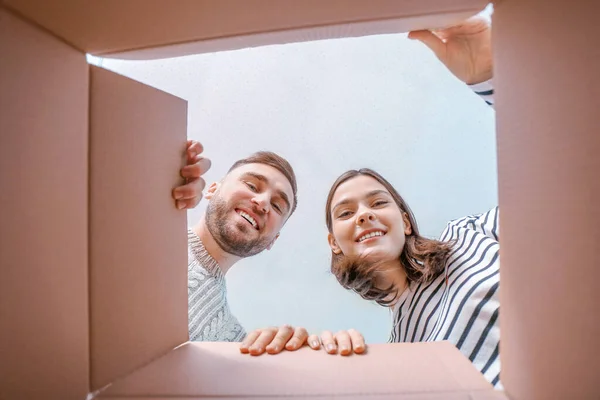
(408, 30, 446, 59)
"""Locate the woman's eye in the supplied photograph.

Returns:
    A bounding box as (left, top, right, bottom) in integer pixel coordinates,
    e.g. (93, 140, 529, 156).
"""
(272, 203, 282, 213)
(373, 200, 388, 207)
(337, 211, 352, 218)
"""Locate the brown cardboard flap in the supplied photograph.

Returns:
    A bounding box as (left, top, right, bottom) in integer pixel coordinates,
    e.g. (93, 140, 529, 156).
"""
(493, 0, 600, 398)
(100, 342, 496, 398)
(109, 10, 481, 61)
(0, 7, 90, 400)
(5, 0, 487, 57)
(103, 392, 508, 400)
(89, 66, 188, 390)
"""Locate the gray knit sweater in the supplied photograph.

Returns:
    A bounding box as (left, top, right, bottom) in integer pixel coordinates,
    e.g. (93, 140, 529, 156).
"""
(187, 230, 246, 342)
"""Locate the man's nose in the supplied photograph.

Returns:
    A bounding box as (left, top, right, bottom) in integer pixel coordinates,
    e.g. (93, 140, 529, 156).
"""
(251, 195, 269, 214)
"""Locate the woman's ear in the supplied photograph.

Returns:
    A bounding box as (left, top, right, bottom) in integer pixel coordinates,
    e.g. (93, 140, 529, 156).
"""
(328, 233, 342, 255)
(204, 182, 219, 200)
(402, 212, 412, 235)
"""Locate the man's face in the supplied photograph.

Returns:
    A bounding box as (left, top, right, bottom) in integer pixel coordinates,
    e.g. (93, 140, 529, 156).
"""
(205, 163, 294, 258)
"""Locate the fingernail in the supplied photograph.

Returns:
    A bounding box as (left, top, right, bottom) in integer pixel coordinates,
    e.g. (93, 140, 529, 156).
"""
(311, 340, 319, 348)
(174, 192, 183, 199)
(326, 344, 335, 352)
(177, 202, 185, 209)
(272, 345, 279, 352)
(340, 346, 349, 353)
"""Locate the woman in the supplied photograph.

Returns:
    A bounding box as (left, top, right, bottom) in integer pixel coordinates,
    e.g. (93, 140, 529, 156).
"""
(237, 16, 500, 386)
(325, 168, 500, 387)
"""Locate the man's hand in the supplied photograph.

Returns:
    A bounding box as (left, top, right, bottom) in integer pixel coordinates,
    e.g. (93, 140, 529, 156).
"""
(172, 140, 211, 210)
(408, 16, 492, 85)
(239, 325, 366, 356)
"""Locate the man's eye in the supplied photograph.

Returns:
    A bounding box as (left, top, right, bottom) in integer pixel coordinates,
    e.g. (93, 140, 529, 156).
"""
(272, 203, 282, 213)
(245, 182, 257, 192)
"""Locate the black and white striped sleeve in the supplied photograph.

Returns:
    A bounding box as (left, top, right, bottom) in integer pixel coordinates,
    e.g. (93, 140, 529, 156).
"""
(468, 79, 494, 108)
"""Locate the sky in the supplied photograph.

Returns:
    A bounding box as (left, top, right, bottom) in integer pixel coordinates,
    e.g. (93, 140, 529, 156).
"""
(91, 18, 497, 343)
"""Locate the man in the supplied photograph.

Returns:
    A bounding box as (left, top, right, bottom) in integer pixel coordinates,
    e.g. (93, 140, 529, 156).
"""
(174, 148, 365, 355)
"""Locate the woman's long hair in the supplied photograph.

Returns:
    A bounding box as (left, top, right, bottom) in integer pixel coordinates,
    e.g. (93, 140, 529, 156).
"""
(325, 169, 454, 306)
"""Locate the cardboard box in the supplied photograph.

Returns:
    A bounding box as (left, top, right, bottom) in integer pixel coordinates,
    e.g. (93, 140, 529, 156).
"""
(1, 1, 598, 399)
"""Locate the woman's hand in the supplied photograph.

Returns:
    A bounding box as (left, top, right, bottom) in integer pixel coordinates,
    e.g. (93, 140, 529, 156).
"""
(172, 140, 211, 209)
(240, 325, 366, 356)
(309, 329, 366, 356)
(408, 16, 492, 85)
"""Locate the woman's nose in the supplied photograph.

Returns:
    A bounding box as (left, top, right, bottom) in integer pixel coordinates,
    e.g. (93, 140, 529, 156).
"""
(357, 211, 375, 225)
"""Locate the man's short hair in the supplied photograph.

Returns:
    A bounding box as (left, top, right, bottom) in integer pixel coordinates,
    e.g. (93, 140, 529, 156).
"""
(228, 151, 298, 215)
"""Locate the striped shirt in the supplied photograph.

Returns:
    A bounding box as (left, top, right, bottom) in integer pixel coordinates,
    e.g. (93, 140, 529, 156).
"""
(389, 81, 500, 387)
(188, 230, 246, 342)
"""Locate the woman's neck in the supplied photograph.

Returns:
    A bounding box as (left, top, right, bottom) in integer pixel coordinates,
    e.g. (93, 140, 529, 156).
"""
(378, 259, 409, 307)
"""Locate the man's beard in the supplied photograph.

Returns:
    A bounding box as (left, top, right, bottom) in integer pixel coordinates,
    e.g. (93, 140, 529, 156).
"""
(205, 193, 272, 258)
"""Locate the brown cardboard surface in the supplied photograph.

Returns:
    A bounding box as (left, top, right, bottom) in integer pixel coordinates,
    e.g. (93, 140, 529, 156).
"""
(4, 0, 600, 399)
(0, 7, 90, 400)
(4, 0, 487, 57)
(89, 66, 188, 391)
(100, 342, 495, 398)
(104, 392, 508, 400)
(110, 10, 482, 61)
(493, 0, 600, 398)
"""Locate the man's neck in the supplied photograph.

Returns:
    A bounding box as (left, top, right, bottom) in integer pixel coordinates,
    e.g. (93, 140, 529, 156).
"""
(192, 218, 241, 275)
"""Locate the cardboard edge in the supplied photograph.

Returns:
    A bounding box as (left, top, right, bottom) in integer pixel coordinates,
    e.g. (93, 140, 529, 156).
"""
(98, 9, 483, 59)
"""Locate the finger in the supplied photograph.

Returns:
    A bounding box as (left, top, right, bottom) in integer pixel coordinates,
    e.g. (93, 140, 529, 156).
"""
(182, 157, 212, 178)
(186, 140, 204, 159)
(173, 178, 206, 201)
(285, 327, 309, 351)
(176, 197, 201, 210)
(407, 30, 446, 59)
(335, 331, 352, 356)
(240, 330, 261, 354)
(347, 329, 366, 354)
(320, 331, 337, 354)
(307, 334, 321, 350)
(432, 16, 489, 38)
(266, 325, 294, 354)
(249, 327, 278, 356)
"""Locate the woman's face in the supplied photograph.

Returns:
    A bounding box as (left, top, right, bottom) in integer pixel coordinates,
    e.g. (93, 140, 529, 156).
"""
(328, 175, 412, 262)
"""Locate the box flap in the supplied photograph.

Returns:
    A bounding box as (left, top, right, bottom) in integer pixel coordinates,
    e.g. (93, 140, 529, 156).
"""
(0, 7, 89, 399)
(89, 66, 188, 390)
(493, 0, 600, 397)
(4, 0, 487, 58)
(100, 342, 497, 398)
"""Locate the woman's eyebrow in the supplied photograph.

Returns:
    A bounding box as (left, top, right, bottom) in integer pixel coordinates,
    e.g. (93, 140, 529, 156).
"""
(332, 190, 389, 212)
(365, 189, 389, 198)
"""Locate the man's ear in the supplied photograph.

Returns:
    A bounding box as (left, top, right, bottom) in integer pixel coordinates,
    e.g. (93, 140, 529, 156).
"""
(328, 233, 342, 255)
(402, 212, 412, 235)
(266, 233, 280, 251)
(204, 182, 219, 200)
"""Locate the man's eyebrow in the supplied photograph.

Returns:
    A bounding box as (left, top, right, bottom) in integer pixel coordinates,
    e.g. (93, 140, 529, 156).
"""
(242, 172, 291, 213)
(332, 190, 389, 212)
(242, 172, 268, 183)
